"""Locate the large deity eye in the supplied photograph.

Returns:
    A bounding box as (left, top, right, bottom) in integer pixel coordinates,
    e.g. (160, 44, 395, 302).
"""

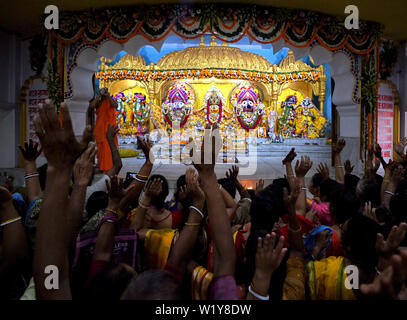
(248, 101, 254, 107)
(242, 101, 248, 108)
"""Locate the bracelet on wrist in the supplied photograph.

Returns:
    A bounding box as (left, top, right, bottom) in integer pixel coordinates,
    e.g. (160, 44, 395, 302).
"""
(1, 216, 21, 227)
(189, 205, 204, 219)
(248, 284, 269, 300)
(139, 201, 150, 209)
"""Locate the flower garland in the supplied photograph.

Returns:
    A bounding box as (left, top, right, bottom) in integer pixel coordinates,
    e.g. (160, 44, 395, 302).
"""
(55, 4, 382, 54)
(95, 68, 320, 85)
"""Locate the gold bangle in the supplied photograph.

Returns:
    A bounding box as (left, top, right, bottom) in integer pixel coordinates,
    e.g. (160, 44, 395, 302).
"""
(185, 222, 201, 227)
(137, 173, 149, 179)
(105, 208, 117, 216)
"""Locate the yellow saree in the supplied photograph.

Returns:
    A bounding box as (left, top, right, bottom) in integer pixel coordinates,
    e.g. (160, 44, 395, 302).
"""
(144, 228, 176, 270)
(306, 256, 356, 300)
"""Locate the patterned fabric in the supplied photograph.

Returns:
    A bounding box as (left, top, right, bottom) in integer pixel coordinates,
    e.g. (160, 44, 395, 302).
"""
(80, 209, 105, 234)
(283, 257, 306, 300)
(24, 198, 43, 251)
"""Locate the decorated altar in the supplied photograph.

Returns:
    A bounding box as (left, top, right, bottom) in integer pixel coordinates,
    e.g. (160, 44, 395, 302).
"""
(95, 36, 328, 159)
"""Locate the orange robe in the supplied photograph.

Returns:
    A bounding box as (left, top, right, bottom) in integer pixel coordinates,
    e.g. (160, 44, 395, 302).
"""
(93, 99, 118, 172)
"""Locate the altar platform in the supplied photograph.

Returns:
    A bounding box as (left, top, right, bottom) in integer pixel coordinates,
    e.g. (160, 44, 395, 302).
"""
(118, 138, 333, 191)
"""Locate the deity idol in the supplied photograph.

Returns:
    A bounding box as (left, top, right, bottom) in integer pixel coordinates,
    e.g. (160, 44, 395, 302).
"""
(113, 92, 127, 128)
(278, 95, 298, 137)
(161, 83, 194, 128)
(231, 84, 265, 130)
(295, 97, 327, 138)
(201, 85, 227, 126)
(267, 108, 277, 139)
(131, 93, 150, 125)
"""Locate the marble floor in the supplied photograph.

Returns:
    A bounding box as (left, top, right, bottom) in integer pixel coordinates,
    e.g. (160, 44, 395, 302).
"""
(119, 138, 334, 191)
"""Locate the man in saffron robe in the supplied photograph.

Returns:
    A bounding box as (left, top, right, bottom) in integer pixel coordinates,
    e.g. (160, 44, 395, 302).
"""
(91, 88, 118, 172)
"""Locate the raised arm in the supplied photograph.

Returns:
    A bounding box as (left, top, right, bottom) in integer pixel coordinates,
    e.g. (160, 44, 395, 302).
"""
(284, 178, 304, 254)
(360, 249, 407, 299)
(344, 159, 355, 175)
(294, 156, 313, 216)
(119, 136, 153, 212)
(247, 233, 286, 300)
(33, 101, 92, 300)
(193, 125, 235, 277)
(0, 187, 28, 283)
(67, 142, 97, 246)
(332, 138, 346, 184)
(394, 138, 407, 162)
(382, 165, 404, 210)
(226, 165, 251, 200)
(374, 144, 387, 171)
(129, 178, 162, 231)
(166, 168, 205, 273)
(282, 147, 297, 192)
(105, 123, 122, 177)
(18, 139, 43, 203)
(92, 175, 124, 262)
(219, 185, 238, 221)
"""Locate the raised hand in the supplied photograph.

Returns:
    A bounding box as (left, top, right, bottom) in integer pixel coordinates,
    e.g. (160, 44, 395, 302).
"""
(106, 175, 125, 207)
(106, 123, 119, 142)
(344, 160, 354, 174)
(185, 167, 205, 205)
(282, 147, 297, 165)
(19, 139, 42, 162)
(312, 229, 331, 259)
(374, 144, 382, 159)
(255, 233, 287, 278)
(73, 141, 97, 187)
(316, 162, 330, 181)
(191, 124, 222, 176)
(295, 156, 313, 178)
(283, 178, 301, 209)
(332, 138, 346, 154)
(226, 165, 239, 182)
(362, 201, 379, 224)
(34, 101, 93, 171)
(137, 135, 154, 163)
(394, 138, 407, 157)
(360, 250, 407, 299)
(144, 178, 163, 199)
(255, 179, 264, 195)
(376, 222, 407, 257)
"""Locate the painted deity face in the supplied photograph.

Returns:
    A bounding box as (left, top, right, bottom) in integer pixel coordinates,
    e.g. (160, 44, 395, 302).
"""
(235, 86, 264, 129)
(302, 98, 312, 107)
(162, 84, 193, 127)
(286, 96, 297, 108)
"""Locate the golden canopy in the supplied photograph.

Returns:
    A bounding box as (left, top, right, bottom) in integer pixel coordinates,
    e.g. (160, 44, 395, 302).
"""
(96, 37, 326, 111)
(155, 36, 272, 71)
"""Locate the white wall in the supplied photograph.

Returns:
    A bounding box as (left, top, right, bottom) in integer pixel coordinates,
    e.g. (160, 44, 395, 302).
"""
(389, 44, 407, 138)
(0, 31, 33, 169)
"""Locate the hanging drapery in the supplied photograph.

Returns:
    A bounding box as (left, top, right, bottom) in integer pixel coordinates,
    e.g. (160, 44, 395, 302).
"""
(54, 4, 382, 54)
